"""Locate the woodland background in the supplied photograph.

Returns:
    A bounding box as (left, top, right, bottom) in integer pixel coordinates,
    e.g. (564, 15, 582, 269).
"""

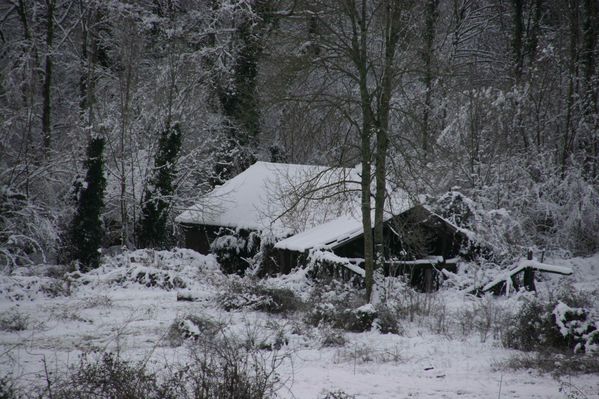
(1, 0, 598, 270)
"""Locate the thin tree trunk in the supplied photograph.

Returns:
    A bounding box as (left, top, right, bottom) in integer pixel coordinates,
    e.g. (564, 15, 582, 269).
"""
(353, 0, 375, 302)
(562, 1, 580, 174)
(42, 0, 54, 155)
(511, 0, 524, 81)
(421, 0, 438, 155)
(374, 0, 402, 278)
(581, 0, 597, 178)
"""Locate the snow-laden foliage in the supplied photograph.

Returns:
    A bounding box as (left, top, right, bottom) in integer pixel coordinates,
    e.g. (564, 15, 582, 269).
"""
(503, 289, 599, 354)
(217, 275, 304, 314)
(210, 228, 262, 275)
(0, 187, 60, 271)
(434, 162, 599, 263)
(553, 302, 599, 354)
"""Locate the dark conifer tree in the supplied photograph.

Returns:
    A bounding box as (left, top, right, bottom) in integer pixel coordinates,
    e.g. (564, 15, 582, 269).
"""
(70, 137, 106, 271)
(138, 123, 182, 248)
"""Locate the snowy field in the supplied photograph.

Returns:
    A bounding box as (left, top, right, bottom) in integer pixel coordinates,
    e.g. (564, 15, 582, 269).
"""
(1, 249, 598, 398)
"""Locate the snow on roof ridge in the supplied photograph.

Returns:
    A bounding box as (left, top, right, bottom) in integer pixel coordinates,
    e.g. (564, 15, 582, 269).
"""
(175, 161, 365, 234)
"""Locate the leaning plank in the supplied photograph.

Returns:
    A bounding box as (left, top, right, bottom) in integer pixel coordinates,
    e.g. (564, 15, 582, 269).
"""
(483, 259, 573, 293)
(309, 249, 365, 277)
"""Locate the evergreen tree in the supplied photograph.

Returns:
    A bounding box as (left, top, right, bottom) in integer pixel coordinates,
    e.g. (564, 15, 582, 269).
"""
(70, 137, 106, 271)
(138, 123, 182, 248)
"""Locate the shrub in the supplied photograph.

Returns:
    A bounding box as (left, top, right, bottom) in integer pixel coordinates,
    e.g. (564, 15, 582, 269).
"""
(495, 352, 599, 376)
(319, 328, 347, 348)
(454, 295, 509, 342)
(26, 327, 287, 399)
(305, 280, 377, 332)
(218, 279, 303, 314)
(0, 375, 18, 399)
(306, 303, 377, 333)
(553, 302, 598, 353)
(45, 352, 162, 399)
(131, 267, 187, 290)
(0, 310, 28, 332)
(211, 229, 261, 275)
(378, 278, 442, 323)
(374, 304, 402, 335)
(166, 314, 224, 346)
(320, 390, 357, 399)
(503, 295, 598, 353)
(306, 303, 338, 327)
(173, 321, 288, 399)
(502, 297, 565, 351)
(340, 304, 377, 332)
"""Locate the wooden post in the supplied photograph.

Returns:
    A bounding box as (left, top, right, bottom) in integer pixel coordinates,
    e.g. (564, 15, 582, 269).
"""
(524, 250, 536, 291)
(424, 267, 433, 293)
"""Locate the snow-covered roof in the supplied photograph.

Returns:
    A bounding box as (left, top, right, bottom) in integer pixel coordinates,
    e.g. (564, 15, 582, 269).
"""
(274, 214, 364, 251)
(176, 161, 360, 235)
(176, 161, 412, 242)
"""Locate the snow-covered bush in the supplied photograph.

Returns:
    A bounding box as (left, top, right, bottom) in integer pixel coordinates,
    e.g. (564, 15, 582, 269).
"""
(21, 329, 288, 398)
(498, 351, 599, 376)
(319, 328, 347, 347)
(0, 309, 29, 332)
(0, 187, 60, 271)
(503, 297, 567, 351)
(167, 314, 223, 346)
(377, 277, 443, 323)
(305, 279, 374, 331)
(218, 277, 303, 314)
(553, 302, 598, 354)
(373, 304, 403, 335)
(503, 294, 598, 354)
(319, 390, 357, 399)
(0, 375, 17, 399)
(441, 157, 599, 259)
(210, 228, 262, 275)
(36, 352, 163, 399)
(454, 294, 510, 342)
(433, 190, 526, 265)
(306, 302, 378, 332)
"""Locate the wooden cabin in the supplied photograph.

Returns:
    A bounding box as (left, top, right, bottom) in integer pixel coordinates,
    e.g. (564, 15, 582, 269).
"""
(176, 161, 470, 290)
(274, 204, 469, 291)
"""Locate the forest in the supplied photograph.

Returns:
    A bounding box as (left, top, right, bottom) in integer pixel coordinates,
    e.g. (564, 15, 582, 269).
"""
(1, 1, 599, 397)
(2, 0, 598, 271)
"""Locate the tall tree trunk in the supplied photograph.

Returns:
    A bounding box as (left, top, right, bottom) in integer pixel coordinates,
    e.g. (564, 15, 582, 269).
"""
(527, 0, 543, 66)
(562, 0, 580, 174)
(511, 0, 524, 81)
(42, 0, 54, 155)
(511, 0, 529, 151)
(421, 0, 438, 155)
(581, 0, 598, 178)
(374, 0, 402, 279)
(352, 0, 375, 302)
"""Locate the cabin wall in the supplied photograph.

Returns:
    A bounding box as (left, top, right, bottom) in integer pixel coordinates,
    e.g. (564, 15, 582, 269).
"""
(180, 224, 220, 254)
(386, 206, 467, 260)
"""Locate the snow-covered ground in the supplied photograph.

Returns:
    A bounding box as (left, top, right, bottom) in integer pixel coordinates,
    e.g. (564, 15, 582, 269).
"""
(1, 249, 598, 398)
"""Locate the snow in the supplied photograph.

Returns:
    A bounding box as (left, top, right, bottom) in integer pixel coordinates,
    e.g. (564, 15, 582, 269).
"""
(388, 256, 446, 265)
(176, 161, 412, 244)
(175, 161, 363, 236)
(1, 250, 599, 398)
(308, 249, 365, 277)
(275, 214, 365, 251)
(483, 258, 573, 293)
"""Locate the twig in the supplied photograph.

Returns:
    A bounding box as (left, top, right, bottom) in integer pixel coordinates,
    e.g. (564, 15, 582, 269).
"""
(497, 374, 503, 399)
(42, 355, 54, 399)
